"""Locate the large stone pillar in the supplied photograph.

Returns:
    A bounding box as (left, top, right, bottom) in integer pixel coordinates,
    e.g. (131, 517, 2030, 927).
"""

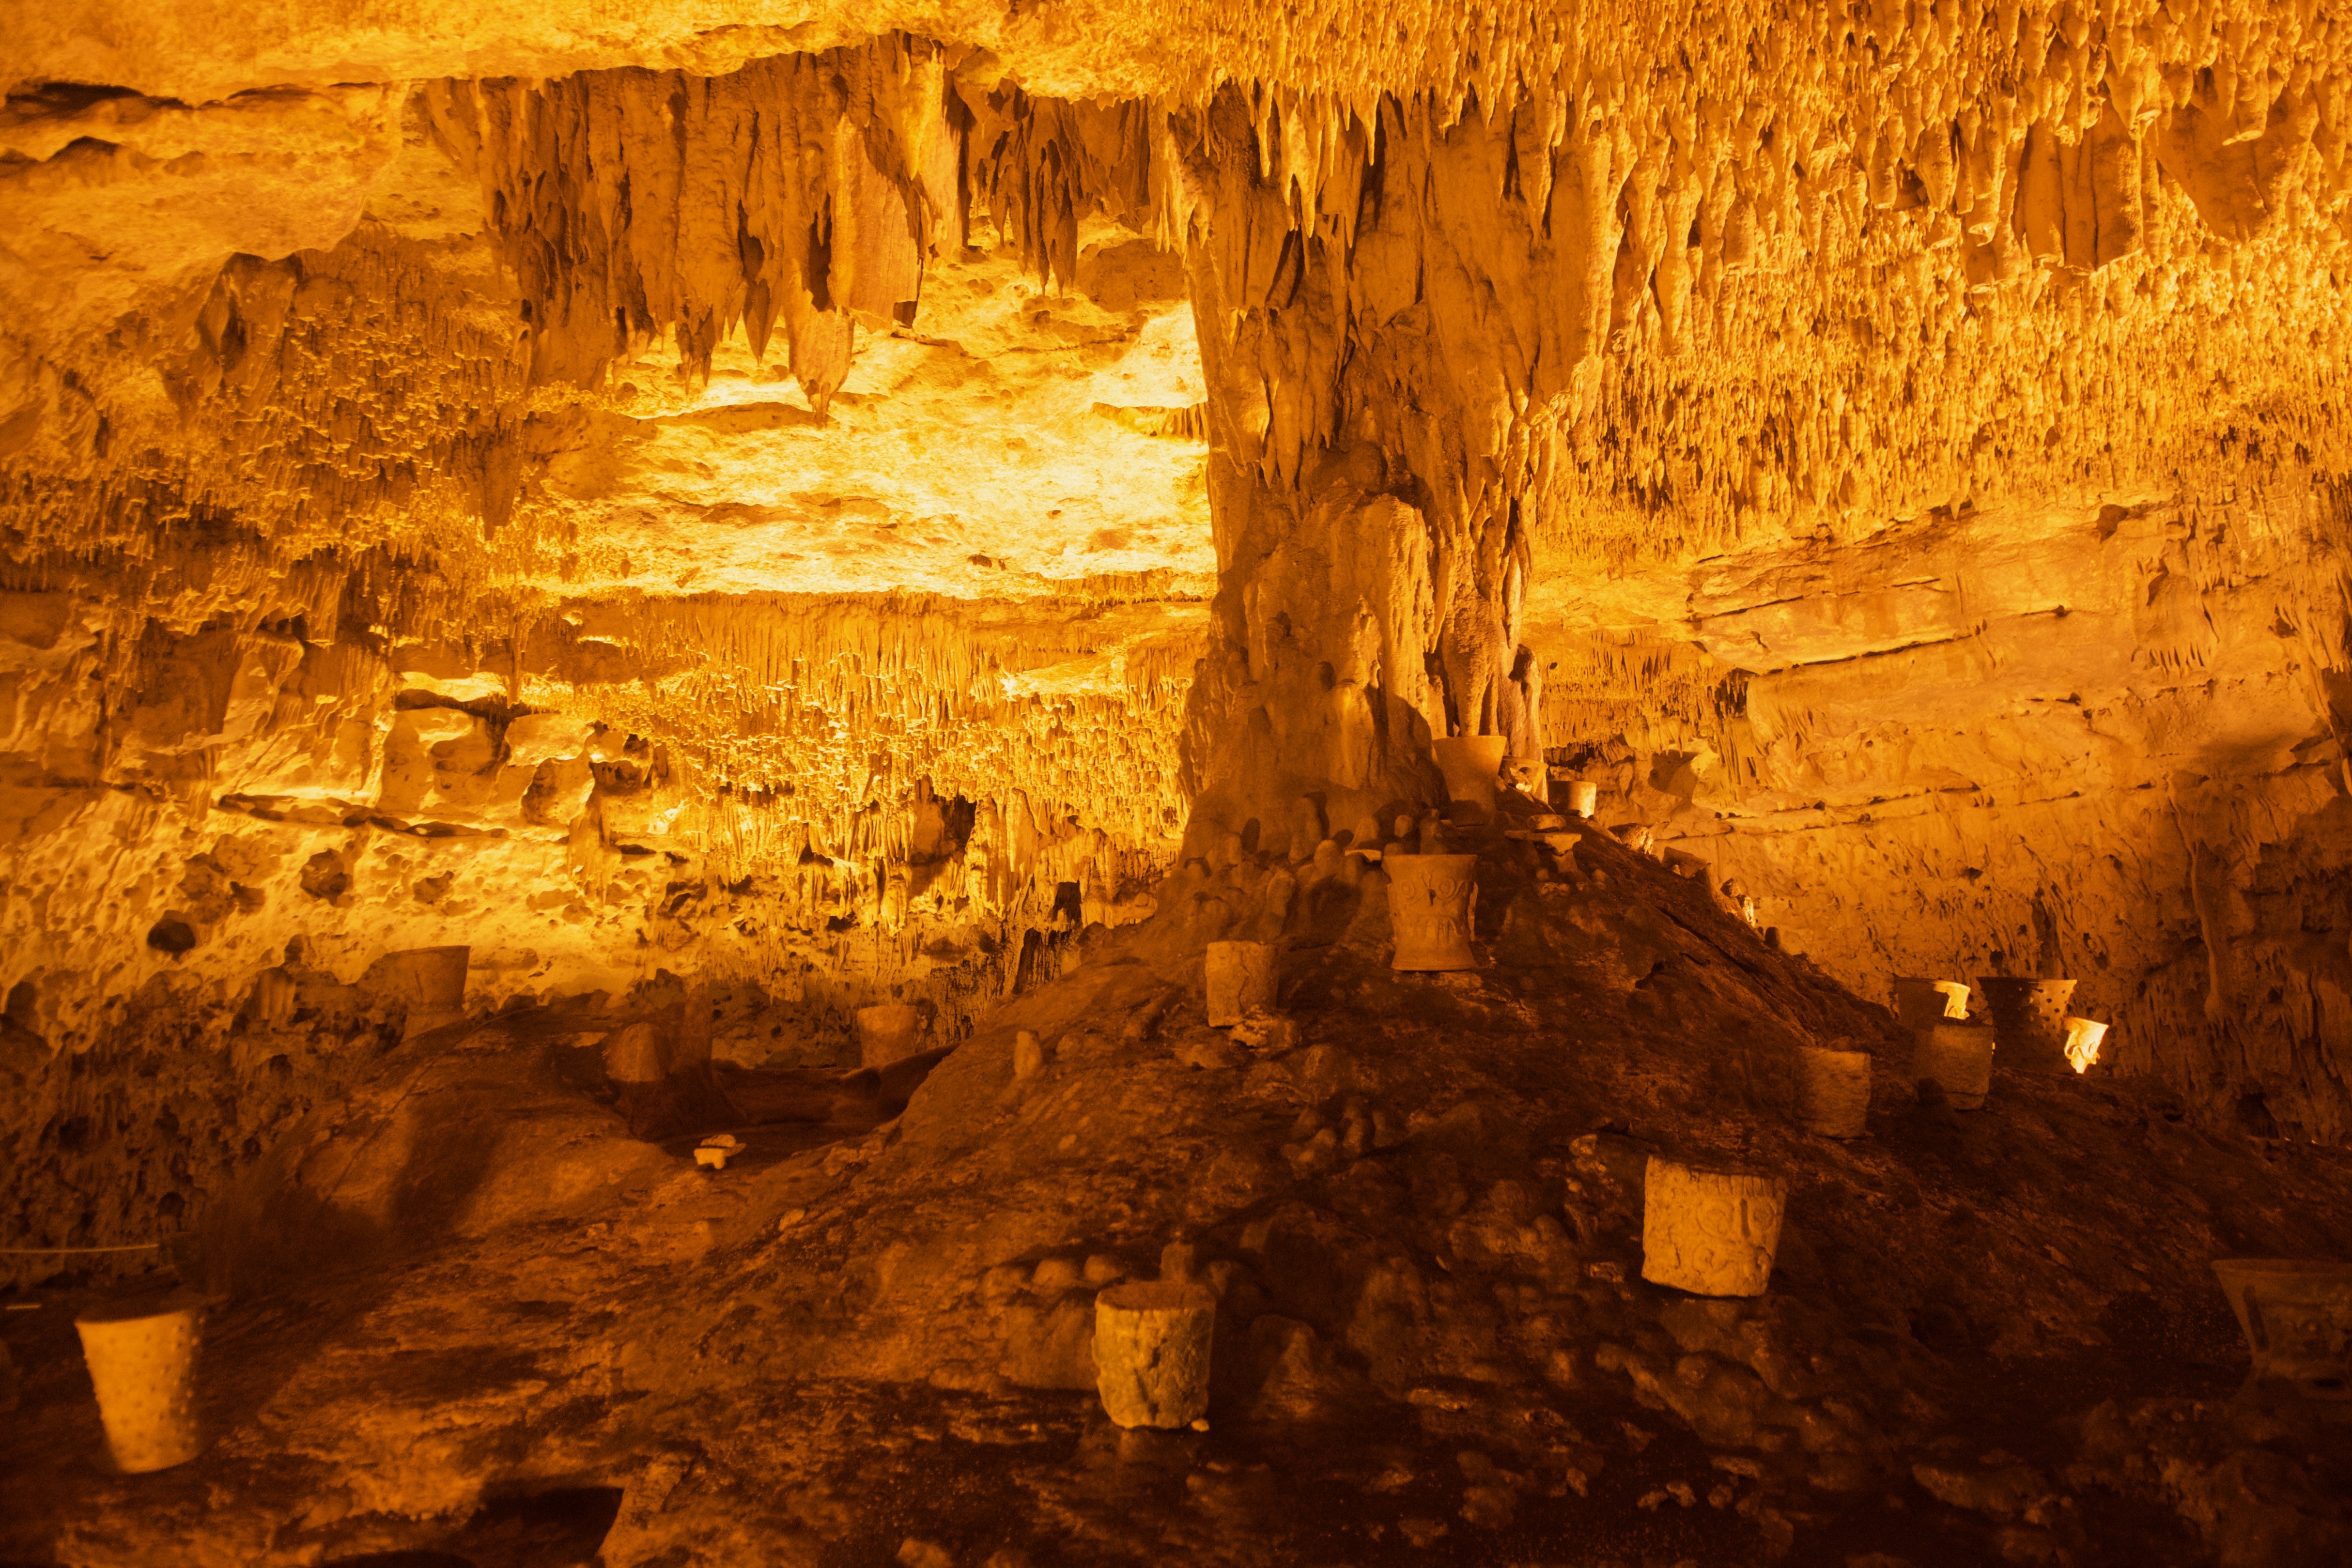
(1165, 89, 1622, 854)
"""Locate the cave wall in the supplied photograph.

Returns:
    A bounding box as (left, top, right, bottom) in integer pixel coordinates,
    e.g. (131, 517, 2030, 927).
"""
(1136, 7, 2352, 1144)
(1532, 485, 2352, 1142)
(7, 2, 2352, 1258)
(0, 43, 1213, 1260)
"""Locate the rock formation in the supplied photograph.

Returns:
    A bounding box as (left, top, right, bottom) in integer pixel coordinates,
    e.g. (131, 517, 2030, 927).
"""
(5, 1, 2352, 1563)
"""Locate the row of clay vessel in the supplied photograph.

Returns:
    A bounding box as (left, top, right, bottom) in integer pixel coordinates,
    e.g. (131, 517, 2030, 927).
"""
(1430, 736, 1599, 821)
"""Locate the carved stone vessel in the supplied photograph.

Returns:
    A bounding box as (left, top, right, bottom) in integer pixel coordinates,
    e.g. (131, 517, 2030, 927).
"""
(1204, 941, 1277, 1027)
(1430, 736, 1508, 812)
(1795, 1046, 1872, 1138)
(1912, 1022, 1996, 1110)
(1641, 1158, 1788, 1297)
(1386, 853, 1480, 971)
(74, 1295, 206, 1474)
(1094, 1280, 1217, 1428)
(2210, 1259, 2352, 1400)
(1892, 976, 1971, 1031)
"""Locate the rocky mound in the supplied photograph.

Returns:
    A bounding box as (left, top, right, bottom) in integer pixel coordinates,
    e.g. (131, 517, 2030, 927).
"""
(4, 821, 2350, 1568)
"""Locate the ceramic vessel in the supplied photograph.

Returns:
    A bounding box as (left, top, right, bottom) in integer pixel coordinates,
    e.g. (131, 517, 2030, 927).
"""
(1641, 1159, 1787, 1297)
(1430, 736, 1508, 810)
(1892, 977, 1971, 1031)
(2210, 1259, 2352, 1399)
(1912, 1023, 1995, 1110)
(1094, 1280, 1217, 1428)
(1386, 853, 1479, 971)
(1976, 977, 2076, 1073)
(2063, 1016, 2110, 1074)
(1204, 941, 1277, 1027)
(1565, 780, 1599, 819)
(855, 1001, 926, 1068)
(601, 1020, 669, 1084)
(75, 1295, 205, 1473)
(1795, 1047, 1872, 1138)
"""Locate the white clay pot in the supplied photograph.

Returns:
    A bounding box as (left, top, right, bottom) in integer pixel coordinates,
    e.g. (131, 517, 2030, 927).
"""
(1976, 977, 2076, 1074)
(1386, 853, 1480, 972)
(2063, 1016, 2109, 1074)
(1795, 1047, 1872, 1138)
(75, 1295, 205, 1473)
(2210, 1259, 2352, 1399)
(1094, 1280, 1217, 1428)
(1641, 1159, 1787, 1297)
(1204, 941, 1277, 1027)
(1912, 1022, 1995, 1110)
(1565, 780, 1599, 819)
(855, 1002, 926, 1068)
(1430, 736, 1508, 809)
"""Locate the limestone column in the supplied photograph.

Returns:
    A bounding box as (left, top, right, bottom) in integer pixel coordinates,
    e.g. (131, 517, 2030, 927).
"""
(1165, 89, 1625, 851)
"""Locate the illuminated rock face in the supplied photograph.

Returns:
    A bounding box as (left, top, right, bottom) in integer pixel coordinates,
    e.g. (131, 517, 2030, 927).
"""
(4, 0, 2352, 1258)
(1531, 492, 2352, 1139)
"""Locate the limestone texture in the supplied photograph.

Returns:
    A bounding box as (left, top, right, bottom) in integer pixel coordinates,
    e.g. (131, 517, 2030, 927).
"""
(7, 1, 2352, 1563)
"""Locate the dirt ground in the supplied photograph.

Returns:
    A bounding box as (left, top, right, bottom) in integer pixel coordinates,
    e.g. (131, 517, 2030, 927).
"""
(5, 823, 2350, 1567)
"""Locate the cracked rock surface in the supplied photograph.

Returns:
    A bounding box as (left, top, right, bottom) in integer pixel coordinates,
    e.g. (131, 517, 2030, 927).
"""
(6, 824, 2349, 1567)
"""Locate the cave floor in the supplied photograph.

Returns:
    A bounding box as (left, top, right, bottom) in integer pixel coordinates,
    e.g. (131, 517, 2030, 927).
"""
(5, 828, 2352, 1568)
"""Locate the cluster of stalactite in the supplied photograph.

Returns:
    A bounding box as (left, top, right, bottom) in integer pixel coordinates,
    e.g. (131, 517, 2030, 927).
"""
(429, 40, 955, 402)
(426, 36, 1160, 400)
(1073, 2, 2352, 846)
(521, 592, 1196, 915)
(0, 224, 533, 563)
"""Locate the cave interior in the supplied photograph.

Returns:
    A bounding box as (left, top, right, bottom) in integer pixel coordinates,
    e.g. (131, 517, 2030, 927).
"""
(5, 2, 2352, 1565)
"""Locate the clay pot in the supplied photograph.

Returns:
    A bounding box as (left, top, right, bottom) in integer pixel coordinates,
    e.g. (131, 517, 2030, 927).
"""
(1912, 1022, 1995, 1110)
(1204, 941, 1276, 1027)
(855, 1002, 927, 1068)
(1795, 1047, 1872, 1138)
(1976, 977, 2076, 1073)
(74, 1295, 205, 1473)
(2062, 1016, 2109, 1074)
(1430, 736, 1508, 810)
(1641, 1158, 1787, 1297)
(2210, 1259, 2352, 1399)
(1892, 976, 1971, 1030)
(358, 945, 470, 1039)
(1386, 853, 1479, 972)
(601, 1020, 669, 1084)
(1564, 780, 1599, 819)
(1094, 1280, 1216, 1428)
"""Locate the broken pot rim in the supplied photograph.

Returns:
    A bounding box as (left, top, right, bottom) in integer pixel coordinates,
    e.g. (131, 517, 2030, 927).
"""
(1095, 1280, 1218, 1312)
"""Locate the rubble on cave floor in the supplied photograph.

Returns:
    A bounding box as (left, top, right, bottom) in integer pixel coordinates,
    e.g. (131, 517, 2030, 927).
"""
(3, 824, 2350, 1568)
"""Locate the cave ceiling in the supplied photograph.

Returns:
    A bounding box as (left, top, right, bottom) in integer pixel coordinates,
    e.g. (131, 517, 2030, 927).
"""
(5, 1, 2352, 1146)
